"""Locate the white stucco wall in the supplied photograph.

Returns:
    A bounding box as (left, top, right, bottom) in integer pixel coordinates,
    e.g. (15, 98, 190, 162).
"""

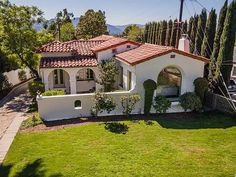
(4, 68, 31, 86)
(97, 43, 138, 63)
(118, 52, 205, 113)
(37, 91, 141, 121)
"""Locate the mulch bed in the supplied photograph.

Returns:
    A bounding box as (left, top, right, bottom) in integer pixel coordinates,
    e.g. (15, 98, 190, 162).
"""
(20, 112, 205, 133)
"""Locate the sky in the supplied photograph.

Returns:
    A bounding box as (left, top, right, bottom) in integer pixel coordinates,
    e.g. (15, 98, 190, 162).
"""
(10, 0, 231, 25)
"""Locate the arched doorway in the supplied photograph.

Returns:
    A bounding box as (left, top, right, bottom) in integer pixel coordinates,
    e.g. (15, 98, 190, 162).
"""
(157, 66, 182, 98)
(48, 69, 70, 93)
(76, 68, 96, 93)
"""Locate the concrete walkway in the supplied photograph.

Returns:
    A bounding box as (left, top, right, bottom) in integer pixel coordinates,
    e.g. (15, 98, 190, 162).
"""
(0, 93, 31, 164)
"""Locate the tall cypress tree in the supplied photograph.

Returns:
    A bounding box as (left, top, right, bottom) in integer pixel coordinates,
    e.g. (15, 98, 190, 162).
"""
(160, 20, 167, 45)
(170, 19, 178, 47)
(165, 19, 173, 46)
(155, 22, 160, 44)
(216, 0, 236, 86)
(211, 0, 228, 60)
(143, 23, 150, 43)
(194, 9, 207, 54)
(152, 22, 158, 44)
(182, 20, 188, 34)
(190, 15, 199, 53)
(201, 9, 217, 58)
(188, 17, 194, 38)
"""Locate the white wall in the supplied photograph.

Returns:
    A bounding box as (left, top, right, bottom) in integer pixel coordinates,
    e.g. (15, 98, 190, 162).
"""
(4, 68, 31, 86)
(97, 43, 138, 63)
(37, 91, 141, 121)
(120, 52, 205, 114)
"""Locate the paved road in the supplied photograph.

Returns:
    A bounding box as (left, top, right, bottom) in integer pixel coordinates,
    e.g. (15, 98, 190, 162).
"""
(0, 93, 31, 139)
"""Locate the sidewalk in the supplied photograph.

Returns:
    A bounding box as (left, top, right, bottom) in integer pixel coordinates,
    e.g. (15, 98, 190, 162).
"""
(0, 113, 26, 164)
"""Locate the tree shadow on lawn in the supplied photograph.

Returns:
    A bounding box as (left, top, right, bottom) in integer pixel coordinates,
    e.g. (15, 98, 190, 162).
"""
(155, 112, 236, 129)
(0, 159, 63, 177)
(104, 122, 129, 134)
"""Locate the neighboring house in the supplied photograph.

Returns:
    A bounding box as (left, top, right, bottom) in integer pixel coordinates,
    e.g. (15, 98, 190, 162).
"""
(37, 35, 209, 121)
(231, 45, 236, 79)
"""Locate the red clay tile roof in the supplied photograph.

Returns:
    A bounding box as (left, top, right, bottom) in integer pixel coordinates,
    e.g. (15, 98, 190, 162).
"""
(89, 35, 115, 41)
(91, 37, 140, 52)
(40, 56, 98, 68)
(116, 43, 209, 65)
(37, 40, 104, 56)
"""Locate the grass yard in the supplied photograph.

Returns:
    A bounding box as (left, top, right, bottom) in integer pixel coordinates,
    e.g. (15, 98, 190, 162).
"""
(1, 113, 236, 177)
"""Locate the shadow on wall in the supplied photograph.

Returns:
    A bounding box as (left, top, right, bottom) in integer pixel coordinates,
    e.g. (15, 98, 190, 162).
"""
(104, 122, 129, 134)
(0, 159, 64, 177)
(155, 112, 236, 129)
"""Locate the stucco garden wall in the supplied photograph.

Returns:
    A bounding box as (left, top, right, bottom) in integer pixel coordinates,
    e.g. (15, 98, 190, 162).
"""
(127, 52, 205, 114)
(37, 91, 142, 121)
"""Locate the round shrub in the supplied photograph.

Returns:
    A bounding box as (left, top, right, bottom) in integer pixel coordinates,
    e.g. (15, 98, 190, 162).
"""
(28, 81, 45, 101)
(194, 77, 208, 103)
(180, 92, 202, 112)
(92, 92, 116, 116)
(153, 95, 171, 113)
(143, 79, 157, 115)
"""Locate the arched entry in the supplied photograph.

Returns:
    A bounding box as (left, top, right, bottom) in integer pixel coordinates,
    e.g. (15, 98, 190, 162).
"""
(48, 69, 70, 93)
(157, 66, 182, 98)
(76, 68, 96, 93)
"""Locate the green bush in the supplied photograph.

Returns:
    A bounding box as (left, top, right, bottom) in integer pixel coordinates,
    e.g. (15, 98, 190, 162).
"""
(180, 92, 202, 112)
(21, 113, 43, 129)
(18, 70, 27, 82)
(42, 90, 65, 96)
(194, 77, 208, 103)
(121, 94, 141, 117)
(153, 95, 171, 113)
(28, 81, 45, 101)
(92, 92, 116, 116)
(143, 79, 157, 115)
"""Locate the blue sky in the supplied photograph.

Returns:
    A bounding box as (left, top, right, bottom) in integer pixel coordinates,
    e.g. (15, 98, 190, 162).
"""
(10, 0, 231, 25)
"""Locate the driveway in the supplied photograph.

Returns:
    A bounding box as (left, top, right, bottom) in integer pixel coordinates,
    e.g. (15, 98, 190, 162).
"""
(0, 93, 31, 139)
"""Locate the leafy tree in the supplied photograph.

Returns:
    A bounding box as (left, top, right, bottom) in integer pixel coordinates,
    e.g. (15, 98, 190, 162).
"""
(216, 0, 236, 86)
(201, 9, 217, 58)
(165, 20, 173, 46)
(194, 9, 207, 54)
(125, 25, 143, 42)
(0, 1, 53, 79)
(98, 58, 119, 92)
(123, 24, 137, 37)
(170, 19, 178, 47)
(76, 9, 108, 39)
(60, 22, 76, 42)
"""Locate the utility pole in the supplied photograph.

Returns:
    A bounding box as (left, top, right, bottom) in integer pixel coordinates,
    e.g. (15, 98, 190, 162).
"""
(175, 0, 185, 48)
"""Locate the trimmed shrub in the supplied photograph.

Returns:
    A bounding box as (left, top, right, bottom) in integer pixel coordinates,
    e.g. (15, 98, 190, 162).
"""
(143, 79, 157, 115)
(121, 94, 141, 117)
(42, 90, 65, 96)
(28, 81, 45, 101)
(180, 92, 202, 112)
(153, 95, 171, 113)
(194, 77, 208, 103)
(92, 92, 116, 116)
(18, 70, 27, 82)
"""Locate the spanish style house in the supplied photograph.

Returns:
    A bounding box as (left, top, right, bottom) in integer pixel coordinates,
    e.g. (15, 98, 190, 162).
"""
(37, 35, 209, 121)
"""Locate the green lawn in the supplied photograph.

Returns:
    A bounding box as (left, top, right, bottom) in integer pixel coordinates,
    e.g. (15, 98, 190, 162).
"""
(1, 113, 236, 177)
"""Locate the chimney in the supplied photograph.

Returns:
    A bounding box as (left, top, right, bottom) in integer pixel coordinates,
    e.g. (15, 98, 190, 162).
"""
(178, 34, 190, 53)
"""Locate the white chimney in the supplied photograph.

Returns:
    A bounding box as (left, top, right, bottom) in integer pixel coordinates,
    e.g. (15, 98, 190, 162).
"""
(178, 34, 190, 53)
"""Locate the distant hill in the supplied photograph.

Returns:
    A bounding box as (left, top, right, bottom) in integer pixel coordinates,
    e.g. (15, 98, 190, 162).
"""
(33, 17, 144, 35)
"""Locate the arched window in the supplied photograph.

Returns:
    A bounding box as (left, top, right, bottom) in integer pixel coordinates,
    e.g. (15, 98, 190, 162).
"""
(74, 100, 82, 109)
(157, 66, 182, 98)
(76, 69, 94, 81)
